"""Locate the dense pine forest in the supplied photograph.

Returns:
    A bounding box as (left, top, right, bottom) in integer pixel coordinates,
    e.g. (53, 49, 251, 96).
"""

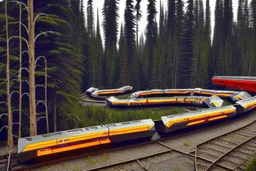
(0, 0, 256, 141)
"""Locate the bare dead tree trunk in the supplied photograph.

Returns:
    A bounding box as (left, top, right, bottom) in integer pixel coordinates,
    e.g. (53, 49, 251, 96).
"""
(45, 61, 49, 133)
(5, 0, 14, 152)
(19, 4, 22, 138)
(53, 93, 57, 132)
(28, 0, 37, 136)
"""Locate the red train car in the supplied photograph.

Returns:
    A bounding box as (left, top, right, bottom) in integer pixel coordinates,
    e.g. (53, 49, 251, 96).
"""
(212, 76, 256, 92)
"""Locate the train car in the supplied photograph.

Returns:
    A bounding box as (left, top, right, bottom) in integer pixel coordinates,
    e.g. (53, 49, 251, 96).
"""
(91, 86, 133, 98)
(165, 89, 194, 95)
(85, 87, 99, 95)
(130, 89, 194, 98)
(106, 96, 220, 108)
(213, 90, 240, 98)
(235, 96, 256, 113)
(212, 76, 256, 92)
(203, 96, 224, 107)
(194, 88, 215, 96)
(230, 91, 252, 101)
(156, 105, 237, 133)
(130, 90, 164, 98)
(18, 119, 155, 163)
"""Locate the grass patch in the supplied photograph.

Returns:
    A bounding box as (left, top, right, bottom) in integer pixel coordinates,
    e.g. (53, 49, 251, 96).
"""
(102, 153, 110, 162)
(115, 93, 132, 99)
(245, 158, 256, 171)
(73, 165, 81, 171)
(87, 156, 96, 166)
(183, 141, 190, 147)
(61, 102, 186, 128)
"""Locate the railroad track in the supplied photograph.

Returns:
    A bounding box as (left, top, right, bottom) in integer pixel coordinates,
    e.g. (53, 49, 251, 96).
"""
(80, 95, 105, 103)
(0, 153, 18, 171)
(87, 141, 233, 171)
(195, 120, 256, 171)
(10, 115, 256, 171)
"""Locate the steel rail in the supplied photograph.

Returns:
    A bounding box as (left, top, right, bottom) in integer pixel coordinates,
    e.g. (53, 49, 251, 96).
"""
(6, 153, 11, 171)
(157, 141, 233, 171)
(206, 135, 256, 170)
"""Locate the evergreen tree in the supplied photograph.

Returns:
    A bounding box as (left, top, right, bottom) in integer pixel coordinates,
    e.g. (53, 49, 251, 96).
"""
(168, 0, 175, 34)
(87, 0, 94, 38)
(146, 0, 157, 88)
(102, 0, 119, 87)
(124, 0, 135, 83)
(179, 0, 195, 88)
(135, 0, 142, 45)
(118, 24, 128, 85)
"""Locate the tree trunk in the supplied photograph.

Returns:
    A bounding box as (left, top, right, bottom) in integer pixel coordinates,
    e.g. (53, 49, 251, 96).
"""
(5, 0, 14, 152)
(19, 4, 22, 138)
(45, 61, 49, 133)
(54, 93, 57, 132)
(28, 0, 37, 136)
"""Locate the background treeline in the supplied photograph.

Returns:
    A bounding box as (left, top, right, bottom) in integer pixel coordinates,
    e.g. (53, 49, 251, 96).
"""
(0, 0, 256, 137)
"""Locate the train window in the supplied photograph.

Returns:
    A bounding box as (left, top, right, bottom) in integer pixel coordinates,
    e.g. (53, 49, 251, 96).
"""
(42, 132, 62, 137)
(84, 126, 98, 130)
(25, 137, 32, 141)
(107, 123, 116, 127)
(67, 128, 83, 133)
(121, 122, 130, 125)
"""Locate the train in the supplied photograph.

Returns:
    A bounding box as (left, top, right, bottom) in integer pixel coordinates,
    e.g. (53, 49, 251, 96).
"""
(130, 88, 251, 101)
(18, 94, 256, 163)
(106, 96, 224, 108)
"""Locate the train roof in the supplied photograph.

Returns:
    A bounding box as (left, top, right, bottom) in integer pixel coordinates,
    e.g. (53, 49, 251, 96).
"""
(105, 119, 154, 129)
(213, 76, 256, 80)
(194, 88, 215, 92)
(86, 87, 99, 93)
(235, 96, 256, 107)
(161, 105, 236, 125)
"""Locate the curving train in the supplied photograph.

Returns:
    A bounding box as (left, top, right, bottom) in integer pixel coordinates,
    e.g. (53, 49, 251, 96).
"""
(106, 96, 224, 108)
(18, 93, 256, 163)
(87, 86, 133, 98)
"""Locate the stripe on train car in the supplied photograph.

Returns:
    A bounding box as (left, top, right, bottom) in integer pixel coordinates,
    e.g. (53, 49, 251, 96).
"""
(108, 125, 154, 136)
(187, 120, 205, 126)
(37, 138, 111, 157)
(165, 109, 235, 128)
(22, 131, 109, 152)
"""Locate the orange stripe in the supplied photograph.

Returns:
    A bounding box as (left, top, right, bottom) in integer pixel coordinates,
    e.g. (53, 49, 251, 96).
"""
(208, 115, 227, 121)
(23, 132, 108, 152)
(187, 120, 205, 126)
(166, 109, 235, 128)
(37, 139, 111, 157)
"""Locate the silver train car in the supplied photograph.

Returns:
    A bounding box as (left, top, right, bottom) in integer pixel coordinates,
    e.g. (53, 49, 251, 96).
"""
(106, 96, 223, 108)
(156, 105, 237, 133)
(18, 119, 155, 163)
(130, 88, 249, 101)
(85, 87, 99, 95)
(91, 86, 133, 98)
(235, 96, 256, 113)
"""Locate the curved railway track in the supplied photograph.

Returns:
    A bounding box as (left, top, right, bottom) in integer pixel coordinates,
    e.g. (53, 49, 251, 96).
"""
(194, 120, 256, 171)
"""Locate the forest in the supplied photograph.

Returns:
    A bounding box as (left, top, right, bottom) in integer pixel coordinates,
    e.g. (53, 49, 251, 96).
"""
(0, 0, 256, 142)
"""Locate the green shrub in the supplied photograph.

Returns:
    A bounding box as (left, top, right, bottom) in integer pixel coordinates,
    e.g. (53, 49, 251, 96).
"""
(183, 141, 190, 147)
(245, 158, 256, 171)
